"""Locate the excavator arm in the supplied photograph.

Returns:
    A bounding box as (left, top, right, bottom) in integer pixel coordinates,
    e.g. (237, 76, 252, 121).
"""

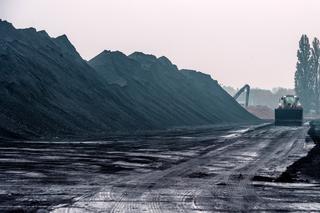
(233, 84, 250, 107)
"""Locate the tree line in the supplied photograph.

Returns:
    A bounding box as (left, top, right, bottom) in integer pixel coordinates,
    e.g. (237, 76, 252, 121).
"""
(295, 35, 320, 113)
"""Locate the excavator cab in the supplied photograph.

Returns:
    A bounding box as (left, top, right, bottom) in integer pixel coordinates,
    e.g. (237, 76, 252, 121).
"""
(275, 95, 303, 126)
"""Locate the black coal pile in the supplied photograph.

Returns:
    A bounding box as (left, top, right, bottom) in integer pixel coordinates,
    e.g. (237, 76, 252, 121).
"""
(308, 120, 320, 143)
(277, 120, 320, 182)
(0, 20, 259, 140)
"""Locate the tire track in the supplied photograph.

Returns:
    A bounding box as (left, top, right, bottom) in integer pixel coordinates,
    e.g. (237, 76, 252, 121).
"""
(52, 124, 308, 212)
(196, 127, 306, 212)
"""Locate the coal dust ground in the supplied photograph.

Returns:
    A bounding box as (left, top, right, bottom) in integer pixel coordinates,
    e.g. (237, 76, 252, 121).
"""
(0, 123, 319, 212)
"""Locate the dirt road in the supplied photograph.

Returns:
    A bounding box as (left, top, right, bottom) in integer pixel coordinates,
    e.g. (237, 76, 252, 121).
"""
(39, 124, 318, 212)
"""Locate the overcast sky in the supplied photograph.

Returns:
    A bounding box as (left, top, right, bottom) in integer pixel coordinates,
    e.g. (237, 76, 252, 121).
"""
(1, 0, 320, 89)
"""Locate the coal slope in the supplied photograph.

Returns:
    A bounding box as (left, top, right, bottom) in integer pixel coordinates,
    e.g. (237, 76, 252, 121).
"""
(277, 120, 320, 183)
(0, 20, 259, 139)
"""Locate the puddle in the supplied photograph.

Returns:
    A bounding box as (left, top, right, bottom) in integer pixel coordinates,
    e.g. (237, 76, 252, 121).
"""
(113, 161, 149, 168)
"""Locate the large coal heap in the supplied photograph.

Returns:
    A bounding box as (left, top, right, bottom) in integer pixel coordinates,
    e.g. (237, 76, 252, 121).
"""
(0, 20, 259, 140)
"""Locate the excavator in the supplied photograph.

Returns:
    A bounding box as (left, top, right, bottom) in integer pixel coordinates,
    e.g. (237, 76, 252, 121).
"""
(275, 95, 303, 126)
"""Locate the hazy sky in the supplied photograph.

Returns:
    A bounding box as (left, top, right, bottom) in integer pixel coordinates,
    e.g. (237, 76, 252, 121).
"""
(1, 0, 320, 89)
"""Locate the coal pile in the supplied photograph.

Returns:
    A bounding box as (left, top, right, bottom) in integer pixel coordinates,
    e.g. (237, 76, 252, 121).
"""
(277, 120, 320, 182)
(0, 20, 259, 140)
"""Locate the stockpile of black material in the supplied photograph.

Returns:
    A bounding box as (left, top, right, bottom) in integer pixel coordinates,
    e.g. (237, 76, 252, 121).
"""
(277, 120, 320, 182)
(308, 120, 320, 143)
(0, 20, 259, 140)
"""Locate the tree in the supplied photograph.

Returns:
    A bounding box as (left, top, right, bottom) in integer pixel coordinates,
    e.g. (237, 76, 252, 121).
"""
(295, 35, 313, 112)
(311, 37, 320, 112)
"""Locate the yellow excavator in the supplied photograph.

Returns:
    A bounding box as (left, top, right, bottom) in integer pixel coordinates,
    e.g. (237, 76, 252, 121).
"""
(275, 95, 303, 126)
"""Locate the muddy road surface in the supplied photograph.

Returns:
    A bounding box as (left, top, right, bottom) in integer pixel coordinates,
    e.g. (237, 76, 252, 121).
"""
(0, 124, 318, 212)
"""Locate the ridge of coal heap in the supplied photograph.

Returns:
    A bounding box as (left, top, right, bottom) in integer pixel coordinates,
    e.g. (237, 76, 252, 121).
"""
(0, 20, 259, 140)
